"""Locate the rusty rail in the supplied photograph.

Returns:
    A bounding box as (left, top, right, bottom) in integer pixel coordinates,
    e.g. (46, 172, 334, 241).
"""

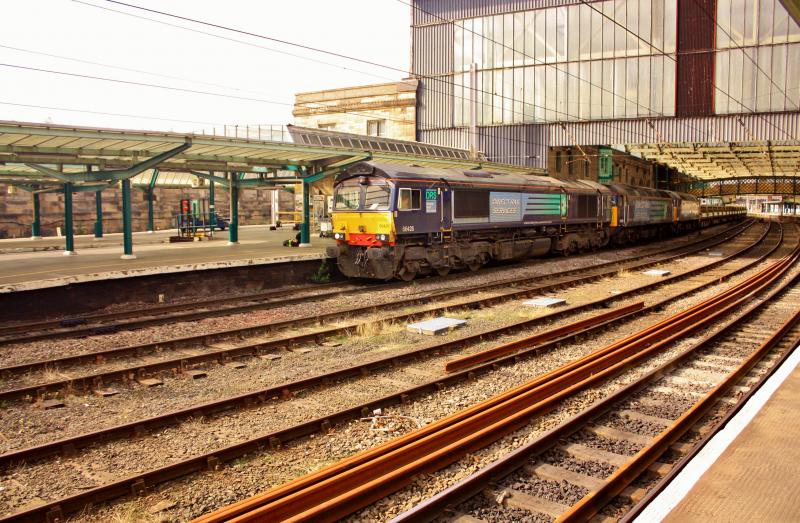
(558, 306, 800, 522)
(192, 229, 798, 523)
(0, 222, 760, 402)
(392, 242, 800, 523)
(0, 224, 776, 469)
(444, 302, 644, 372)
(0, 225, 773, 522)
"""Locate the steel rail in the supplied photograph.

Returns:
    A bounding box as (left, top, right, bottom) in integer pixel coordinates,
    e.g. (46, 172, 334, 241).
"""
(0, 221, 757, 399)
(0, 282, 365, 344)
(0, 223, 776, 468)
(391, 238, 800, 523)
(5, 219, 751, 356)
(0, 225, 785, 523)
(442, 221, 775, 373)
(192, 231, 800, 523)
(0, 221, 748, 345)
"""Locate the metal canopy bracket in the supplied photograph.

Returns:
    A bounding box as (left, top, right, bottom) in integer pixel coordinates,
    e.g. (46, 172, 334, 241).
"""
(191, 170, 230, 188)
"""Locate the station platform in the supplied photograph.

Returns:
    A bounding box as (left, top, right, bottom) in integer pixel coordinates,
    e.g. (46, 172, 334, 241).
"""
(0, 226, 334, 292)
(640, 343, 800, 522)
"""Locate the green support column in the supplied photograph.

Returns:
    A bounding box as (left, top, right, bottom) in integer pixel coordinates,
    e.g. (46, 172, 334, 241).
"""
(63, 182, 76, 255)
(147, 169, 159, 233)
(146, 188, 155, 233)
(299, 180, 311, 247)
(31, 192, 42, 239)
(227, 172, 239, 245)
(94, 190, 104, 239)
(121, 178, 136, 259)
(209, 174, 216, 228)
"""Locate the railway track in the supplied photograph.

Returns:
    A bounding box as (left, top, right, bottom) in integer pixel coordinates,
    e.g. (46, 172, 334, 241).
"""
(189, 223, 800, 523)
(390, 264, 800, 523)
(0, 221, 748, 347)
(0, 221, 755, 402)
(0, 222, 784, 522)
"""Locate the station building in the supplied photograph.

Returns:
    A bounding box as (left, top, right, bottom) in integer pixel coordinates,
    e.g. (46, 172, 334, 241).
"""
(410, 0, 800, 191)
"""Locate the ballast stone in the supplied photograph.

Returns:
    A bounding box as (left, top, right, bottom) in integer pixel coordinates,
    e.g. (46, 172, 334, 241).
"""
(407, 317, 467, 335)
(523, 297, 567, 307)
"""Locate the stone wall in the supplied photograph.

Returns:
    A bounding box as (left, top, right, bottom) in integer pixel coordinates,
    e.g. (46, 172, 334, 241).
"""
(0, 184, 296, 239)
(293, 80, 418, 141)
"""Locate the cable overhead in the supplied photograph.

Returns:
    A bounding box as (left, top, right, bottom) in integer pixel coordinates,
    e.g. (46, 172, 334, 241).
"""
(74, 0, 707, 161)
(577, 0, 796, 141)
(690, 0, 799, 111)
(85, 0, 679, 148)
(97, 0, 407, 75)
(0, 43, 266, 96)
(47, 0, 794, 178)
(0, 62, 417, 127)
(71, 0, 392, 83)
(0, 100, 229, 126)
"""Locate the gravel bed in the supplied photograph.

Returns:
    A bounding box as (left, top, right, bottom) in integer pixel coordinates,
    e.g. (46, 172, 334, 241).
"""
(60, 323, 707, 522)
(507, 476, 588, 506)
(538, 449, 615, 479)
(627, 398, 692, 420)
(460, 496, 552, 523)
(599, 496, 632, 518)
(601, 413, 665, 438)
(3, 223, 783, 520)
(570, 430, 642, 456)
(0, 226, 760, 393)
(0, 223, 742, 369)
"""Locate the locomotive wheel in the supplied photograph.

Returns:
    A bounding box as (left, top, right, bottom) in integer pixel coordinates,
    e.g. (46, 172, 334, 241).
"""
(435, 267, 451, 277)
(398, 269, 416, 281)
(467, 261, 481, 272)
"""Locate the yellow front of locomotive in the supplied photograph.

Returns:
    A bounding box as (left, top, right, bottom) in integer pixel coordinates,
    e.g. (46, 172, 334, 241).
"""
(326, 169, 398, 279)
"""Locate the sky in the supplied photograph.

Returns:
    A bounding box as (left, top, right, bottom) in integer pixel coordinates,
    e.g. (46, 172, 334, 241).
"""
(0, 0, 410, 133)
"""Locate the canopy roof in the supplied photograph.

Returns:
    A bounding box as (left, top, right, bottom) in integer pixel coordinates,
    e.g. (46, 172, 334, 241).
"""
(0, 120, 542, 192)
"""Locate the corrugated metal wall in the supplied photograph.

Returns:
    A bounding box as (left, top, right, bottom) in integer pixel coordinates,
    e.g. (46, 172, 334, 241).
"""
(419, 125, 548, 168)
(412, 0, 557, 167)
(418, 128, 471, 150)
(411, 0, 799, 171)
(548, 112, 800, 145)
(477, 124, 548, 168)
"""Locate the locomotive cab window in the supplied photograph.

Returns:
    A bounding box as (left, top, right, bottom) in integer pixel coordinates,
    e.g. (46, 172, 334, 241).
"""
(398, 188, 422, 211)
(334, 184, 361, 210)
(364, 184, 390, 210)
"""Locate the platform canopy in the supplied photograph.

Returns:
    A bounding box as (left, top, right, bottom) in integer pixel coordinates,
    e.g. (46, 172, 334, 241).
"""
(627, 141, 800, 180)
(0, 120, 542, 192)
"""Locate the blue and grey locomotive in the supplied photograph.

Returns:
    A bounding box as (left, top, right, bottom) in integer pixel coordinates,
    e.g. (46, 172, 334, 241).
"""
(326, 161, 729, 280)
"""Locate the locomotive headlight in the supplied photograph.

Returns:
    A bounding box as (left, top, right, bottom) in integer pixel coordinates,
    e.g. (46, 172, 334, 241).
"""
(377, 234, 388, 241)
(334, 233, 342, 240)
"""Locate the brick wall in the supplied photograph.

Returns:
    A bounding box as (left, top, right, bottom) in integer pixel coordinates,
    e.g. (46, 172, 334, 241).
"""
(547, 146, 657, 188)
